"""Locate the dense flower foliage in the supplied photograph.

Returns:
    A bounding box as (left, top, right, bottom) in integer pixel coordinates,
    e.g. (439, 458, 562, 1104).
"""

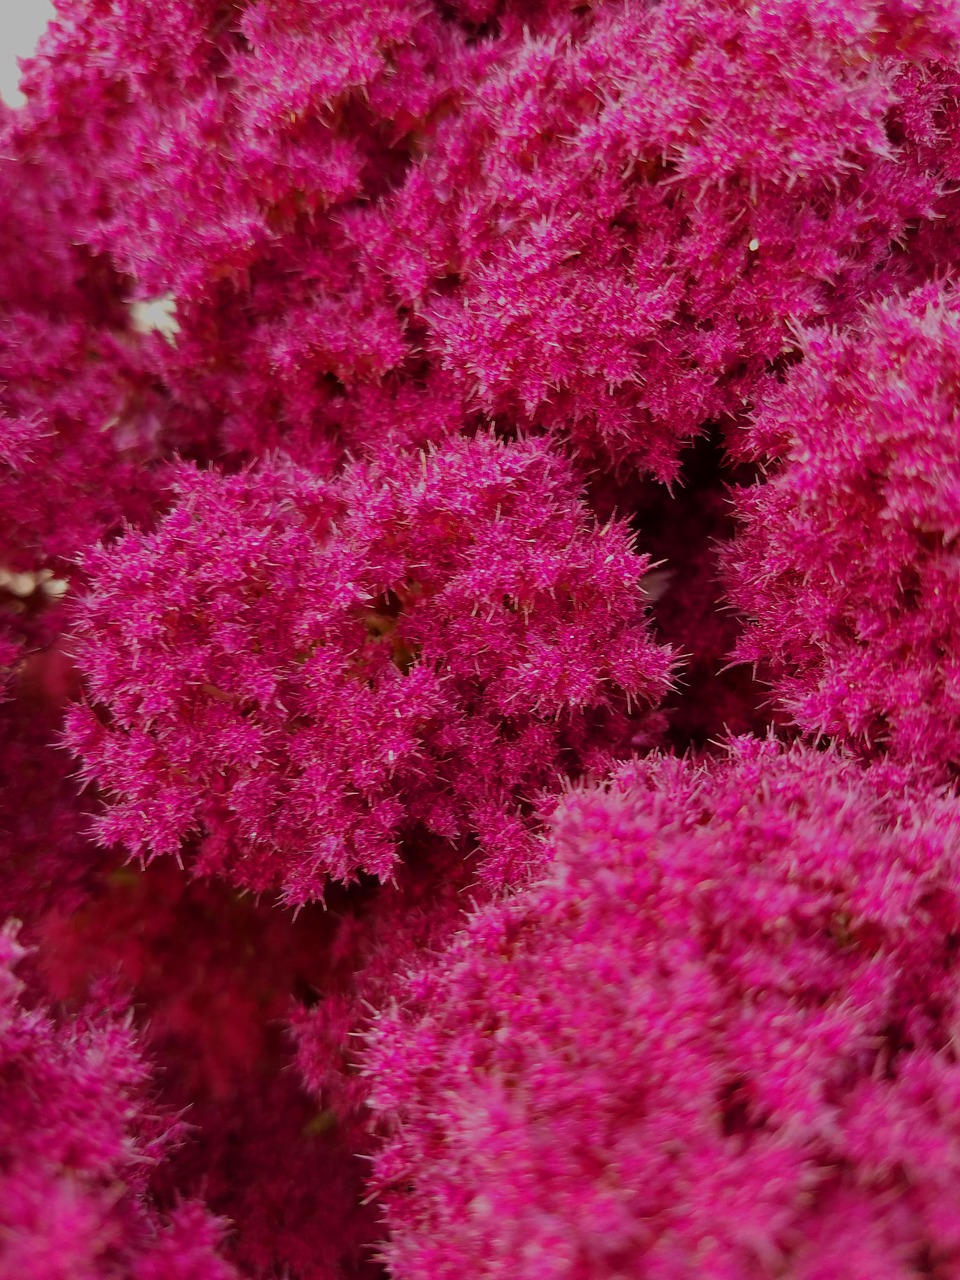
(366, 740, 960, 1279)
(12, 0, 472, 462)
(3, 0, 960, 1276)
(32, 860, 381, 1279)
(66, 434, 672, 902)
(368, 0, 960, 478)
(13, 0, 960, 472)
(725, 283, 960, 774)
(0, 922, 237, 1279)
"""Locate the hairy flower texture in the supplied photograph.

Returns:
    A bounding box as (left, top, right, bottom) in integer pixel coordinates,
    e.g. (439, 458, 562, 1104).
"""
(140, 228, 446, 466)
(10, 4, 960, 1275)
(364, 0, 960, 479)
(0, 922, 237, 1280)
(67, 433, 672, 903)
(292, 833, 479, 1149)
(0, 128, 163, 573)
(20, 0, 451, 298)
(10, 0, 473, 460)
(724, 283, 960, 775)
(365, 739, 960, 1280)
(34, 860, 381, 1280)
(19, 1, 960, 474)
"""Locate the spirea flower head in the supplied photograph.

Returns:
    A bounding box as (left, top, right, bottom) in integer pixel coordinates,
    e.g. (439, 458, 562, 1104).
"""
(724, 282, 960, 775)
(67, 433, 673, 903)
(0, 921, 237, 1280)
(364, 738, 960, 1280)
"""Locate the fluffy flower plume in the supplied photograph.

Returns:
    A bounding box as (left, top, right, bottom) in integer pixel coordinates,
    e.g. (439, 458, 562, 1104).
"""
(0, 137, 163, 575)
(365, 739, 960, 1279)
(11, 0, 470, 460)
(365, 0, 960, 477)
(13, 1, 960, 471)
(67, 434, 672, 902)
(725, 283, 960, 774)
(0, 921, 236, 1280)
(4, 0, 960, 1275)
(18, 0, 459, 299)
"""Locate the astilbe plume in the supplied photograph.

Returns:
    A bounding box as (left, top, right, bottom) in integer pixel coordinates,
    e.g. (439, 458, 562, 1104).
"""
(0, 112, 163, 575)
(18, 1, 960, 475)
(17, 0, 458, 300)
(365, 738, 960, 1280)
(67, 432, 672, 903)
(724, 282, 960, 775)
(12, 0, 472, 461)
(33, 859, 381, 1280)
(0, 921, 237, 1280)
(364, 0, 960, 479)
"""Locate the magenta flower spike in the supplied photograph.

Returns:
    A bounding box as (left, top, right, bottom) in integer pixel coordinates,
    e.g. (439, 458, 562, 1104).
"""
(67, 435, 672, 903)
(0, 921, 238, 1280)
(365, 739, 960, 1279)
(725, 283, 960, 776)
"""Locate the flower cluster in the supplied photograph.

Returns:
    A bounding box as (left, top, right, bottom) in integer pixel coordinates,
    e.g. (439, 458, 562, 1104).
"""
(366, 739, 960, 1279)
(67, 434, 672, 902)
(14, 0, 470, 460)
(15, 0, 960, 473)
(370, 0, 960, 478)
(725, 283, 960, 775)
(0, 921, 237, 1279)
(3, 0, 960, 1277)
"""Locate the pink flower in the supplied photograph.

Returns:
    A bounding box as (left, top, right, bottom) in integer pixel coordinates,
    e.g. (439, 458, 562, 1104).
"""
(68, 434, 672, 903)
(367, 0, 960, 476)
(0, 920, 237, 1280)
(724, 283, 960, 776)
(365, 738, 960, 1279)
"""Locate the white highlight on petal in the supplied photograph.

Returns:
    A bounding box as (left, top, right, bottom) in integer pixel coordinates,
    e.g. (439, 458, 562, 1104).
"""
(0, 566, 67, 598)
(130, 294, 180, 345)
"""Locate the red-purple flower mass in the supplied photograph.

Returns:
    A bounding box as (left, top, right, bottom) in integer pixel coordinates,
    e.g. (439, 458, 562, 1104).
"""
(2, 1, 960, 1275)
